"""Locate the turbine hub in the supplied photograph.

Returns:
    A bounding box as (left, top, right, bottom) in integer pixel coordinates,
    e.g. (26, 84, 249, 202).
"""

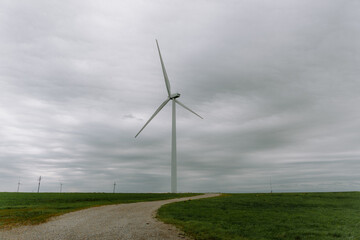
(170, 93, 180, 99)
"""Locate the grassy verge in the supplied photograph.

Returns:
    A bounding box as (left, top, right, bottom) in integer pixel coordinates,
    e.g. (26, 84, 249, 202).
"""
(0, 192, 200, 229)
(157, 192, 360, 240)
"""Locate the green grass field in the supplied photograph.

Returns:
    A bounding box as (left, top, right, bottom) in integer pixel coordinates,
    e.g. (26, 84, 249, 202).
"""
(157, 192, 360, 240)
(0, 192, 199, 229)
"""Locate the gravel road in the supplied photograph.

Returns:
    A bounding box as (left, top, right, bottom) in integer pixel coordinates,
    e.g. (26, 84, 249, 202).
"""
(0, 193, 219, 240)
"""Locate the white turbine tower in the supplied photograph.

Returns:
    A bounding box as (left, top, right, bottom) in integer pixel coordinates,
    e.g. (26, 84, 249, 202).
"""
(37, 176, 41, 193)
(17, 177, 21, 193)
(135, 40, 203, 193)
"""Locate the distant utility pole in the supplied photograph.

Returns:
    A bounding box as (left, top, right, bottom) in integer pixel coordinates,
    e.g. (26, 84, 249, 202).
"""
(60, 183, 63, 193)
(270, 177, 273, 194)
(37, 176, 42, 193)
(113, 181, 116, 193)
(17, 178, 21, 192)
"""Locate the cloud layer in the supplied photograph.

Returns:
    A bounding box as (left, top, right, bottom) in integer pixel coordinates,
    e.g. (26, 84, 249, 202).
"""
(1, 0, 359, 192)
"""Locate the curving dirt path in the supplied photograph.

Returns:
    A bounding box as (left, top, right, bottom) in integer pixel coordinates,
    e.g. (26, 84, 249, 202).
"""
(0, 193, 220, 240)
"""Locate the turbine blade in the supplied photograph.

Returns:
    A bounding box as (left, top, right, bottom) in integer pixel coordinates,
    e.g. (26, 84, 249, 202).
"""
(135, 98, 171, 138)
(156, 40, 171, 97)
(175, 99, 203, 119)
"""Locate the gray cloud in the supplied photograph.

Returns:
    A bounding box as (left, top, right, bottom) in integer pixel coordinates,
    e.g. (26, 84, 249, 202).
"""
(1, 0, 359, 193)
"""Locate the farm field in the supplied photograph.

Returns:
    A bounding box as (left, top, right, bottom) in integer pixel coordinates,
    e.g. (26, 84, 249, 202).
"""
(157, 192, 360, 240)
(0, 192, 199, 229)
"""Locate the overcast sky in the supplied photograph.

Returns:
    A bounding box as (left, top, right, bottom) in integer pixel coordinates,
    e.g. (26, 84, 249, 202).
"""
(1, 0, 359, 193)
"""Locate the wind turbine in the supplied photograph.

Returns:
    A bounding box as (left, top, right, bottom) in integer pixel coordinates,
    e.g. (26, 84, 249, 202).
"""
(37, 176, 41, 193)
(17, 177, 21, 193)
(135, 40, 203, 193)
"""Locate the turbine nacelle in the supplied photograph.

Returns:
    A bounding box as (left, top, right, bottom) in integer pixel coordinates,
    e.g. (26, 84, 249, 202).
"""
(170, 93, 180, 99)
